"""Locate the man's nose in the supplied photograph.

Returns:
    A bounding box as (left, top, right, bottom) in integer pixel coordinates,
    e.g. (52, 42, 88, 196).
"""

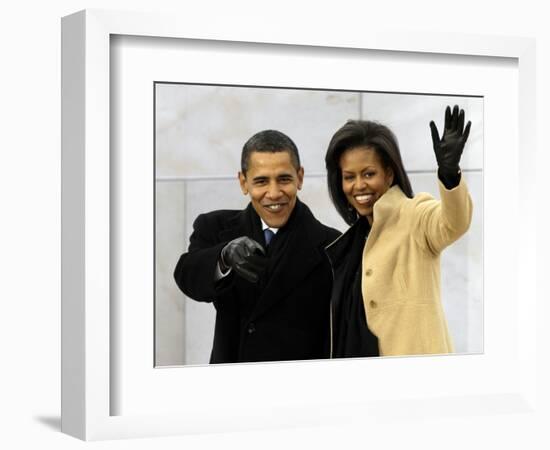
(266, 183, 283, 199)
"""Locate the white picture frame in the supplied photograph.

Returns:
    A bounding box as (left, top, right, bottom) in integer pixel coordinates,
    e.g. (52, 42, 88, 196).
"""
(61, 9, 537, 441)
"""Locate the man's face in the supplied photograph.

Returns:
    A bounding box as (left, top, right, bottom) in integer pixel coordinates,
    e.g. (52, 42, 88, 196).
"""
(239, 150, 304, 228)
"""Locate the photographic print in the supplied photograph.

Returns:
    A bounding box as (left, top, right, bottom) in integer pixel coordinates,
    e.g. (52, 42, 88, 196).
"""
(154, 83, 483, 366)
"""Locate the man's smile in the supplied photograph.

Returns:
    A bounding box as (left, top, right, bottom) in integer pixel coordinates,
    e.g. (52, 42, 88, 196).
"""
(263, 202, 288, 212)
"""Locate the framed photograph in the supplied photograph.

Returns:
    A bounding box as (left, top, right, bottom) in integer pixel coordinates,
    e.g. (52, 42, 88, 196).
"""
(61, 9, 537, 441)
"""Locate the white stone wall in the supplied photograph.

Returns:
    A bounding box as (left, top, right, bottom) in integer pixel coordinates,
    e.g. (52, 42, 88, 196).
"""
(155, 84, 483, 366)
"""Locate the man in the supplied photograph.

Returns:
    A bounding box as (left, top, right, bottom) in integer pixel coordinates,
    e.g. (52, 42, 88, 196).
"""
(174, 130, 340, 363)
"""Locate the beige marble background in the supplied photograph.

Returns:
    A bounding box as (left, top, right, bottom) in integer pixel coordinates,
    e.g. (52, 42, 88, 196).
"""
(155, 84, 483, 366)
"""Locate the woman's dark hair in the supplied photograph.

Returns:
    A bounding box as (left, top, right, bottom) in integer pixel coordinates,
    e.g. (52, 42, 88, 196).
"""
(325, 120, 413, 225)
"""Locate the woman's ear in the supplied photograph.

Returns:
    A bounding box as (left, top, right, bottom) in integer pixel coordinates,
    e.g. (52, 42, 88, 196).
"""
(386, 166, 394, 187)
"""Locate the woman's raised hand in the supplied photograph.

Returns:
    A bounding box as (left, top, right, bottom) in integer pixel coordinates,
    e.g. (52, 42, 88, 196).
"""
(429, 105, 471, 188)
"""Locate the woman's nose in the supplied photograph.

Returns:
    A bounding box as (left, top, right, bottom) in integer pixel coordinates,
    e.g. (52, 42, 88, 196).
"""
(356, 177, 367, 190)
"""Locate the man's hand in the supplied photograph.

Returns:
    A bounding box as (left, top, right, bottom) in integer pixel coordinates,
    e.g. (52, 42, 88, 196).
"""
(430, 105, 471, 188)
(220, 237, 268, 283)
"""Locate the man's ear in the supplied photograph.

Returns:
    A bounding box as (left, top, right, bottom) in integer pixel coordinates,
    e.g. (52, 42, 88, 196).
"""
(238, 171, 248, 195)
(297, 166, 304, 190)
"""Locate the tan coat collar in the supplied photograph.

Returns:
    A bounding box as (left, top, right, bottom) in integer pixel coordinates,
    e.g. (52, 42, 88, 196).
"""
(372, 185, 407, 226)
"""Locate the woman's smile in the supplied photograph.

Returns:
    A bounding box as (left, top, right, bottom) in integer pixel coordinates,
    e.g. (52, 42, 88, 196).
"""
(354, 193, 374, 205)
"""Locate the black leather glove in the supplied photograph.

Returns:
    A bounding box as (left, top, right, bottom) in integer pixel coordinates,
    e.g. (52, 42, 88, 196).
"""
(430, 105, 471, 189)
(220, 236, 268, 283)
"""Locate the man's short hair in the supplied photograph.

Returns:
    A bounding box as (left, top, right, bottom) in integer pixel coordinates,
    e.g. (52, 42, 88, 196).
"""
(241, 130, 301, 174)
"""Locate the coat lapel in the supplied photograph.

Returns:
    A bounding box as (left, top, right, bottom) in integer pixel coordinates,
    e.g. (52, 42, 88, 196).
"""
(217, 204, 262, 244)
(365, 185, 406, 253)
(250, 200, 325, 321)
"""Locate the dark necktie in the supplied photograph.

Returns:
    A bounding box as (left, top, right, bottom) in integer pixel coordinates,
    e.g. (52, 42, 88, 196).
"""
(264, 228, 275, 246)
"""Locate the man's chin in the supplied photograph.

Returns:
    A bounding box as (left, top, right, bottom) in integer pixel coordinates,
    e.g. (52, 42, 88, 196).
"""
(259, 209, 292, 228)
(261, 215, 289, 229)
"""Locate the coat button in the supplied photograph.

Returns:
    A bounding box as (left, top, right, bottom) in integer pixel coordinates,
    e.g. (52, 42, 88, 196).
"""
(247, 323, 256, 334)
(365, 268, 373, 276)
(369, 300, 377, 308)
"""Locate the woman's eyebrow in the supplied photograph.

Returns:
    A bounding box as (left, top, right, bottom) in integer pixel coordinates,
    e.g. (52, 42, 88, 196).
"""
(342, 166, 376, 172)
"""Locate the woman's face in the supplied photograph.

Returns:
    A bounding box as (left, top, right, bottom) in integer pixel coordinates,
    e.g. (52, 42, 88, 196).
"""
(339, 146, 394, 225)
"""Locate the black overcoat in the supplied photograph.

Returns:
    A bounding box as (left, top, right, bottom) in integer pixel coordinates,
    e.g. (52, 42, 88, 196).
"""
(174, 199, 340, 363)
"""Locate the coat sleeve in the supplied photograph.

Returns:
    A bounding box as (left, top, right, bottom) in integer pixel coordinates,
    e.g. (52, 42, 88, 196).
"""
(173, 213, 232, 302)
(412, 176, 473, 255)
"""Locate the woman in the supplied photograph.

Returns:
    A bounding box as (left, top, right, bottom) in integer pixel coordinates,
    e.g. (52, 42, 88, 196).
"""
(325, 105, 473, 358)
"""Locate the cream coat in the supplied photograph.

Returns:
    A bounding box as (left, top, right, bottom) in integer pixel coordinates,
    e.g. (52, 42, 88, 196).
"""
(361, 177, 473, 356)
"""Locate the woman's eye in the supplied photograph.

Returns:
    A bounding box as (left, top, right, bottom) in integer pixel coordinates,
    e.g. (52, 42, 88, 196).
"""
(364, 172, 375, 178)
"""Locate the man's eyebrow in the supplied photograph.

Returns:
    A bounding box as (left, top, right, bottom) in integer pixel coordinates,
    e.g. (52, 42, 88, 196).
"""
(251, 173, 294, 182)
